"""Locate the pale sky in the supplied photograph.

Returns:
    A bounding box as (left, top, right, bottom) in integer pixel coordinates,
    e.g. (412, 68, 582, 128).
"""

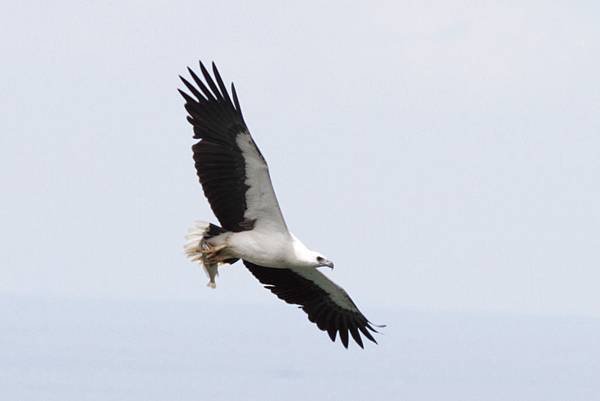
(2, 0, 599, 317)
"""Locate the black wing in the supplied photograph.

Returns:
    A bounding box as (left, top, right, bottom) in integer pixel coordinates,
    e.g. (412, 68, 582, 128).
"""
(244, 261, 381, 348)
(179, 62, 287, 233)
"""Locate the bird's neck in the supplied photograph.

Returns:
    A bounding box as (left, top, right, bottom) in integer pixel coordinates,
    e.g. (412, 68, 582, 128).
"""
(290, 234, 317, 267)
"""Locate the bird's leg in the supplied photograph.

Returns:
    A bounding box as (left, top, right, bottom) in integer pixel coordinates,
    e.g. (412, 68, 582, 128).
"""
(199, 241, 227, 265)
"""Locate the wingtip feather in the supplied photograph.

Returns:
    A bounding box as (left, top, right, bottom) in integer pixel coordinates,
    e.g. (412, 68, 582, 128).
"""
(327, 327, 337, 342)
(358, 325, 377, 343)
(349, 326, 364, 349)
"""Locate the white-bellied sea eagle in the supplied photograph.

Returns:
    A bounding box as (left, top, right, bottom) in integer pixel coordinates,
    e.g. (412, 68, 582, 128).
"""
(179, 62, 382, 348)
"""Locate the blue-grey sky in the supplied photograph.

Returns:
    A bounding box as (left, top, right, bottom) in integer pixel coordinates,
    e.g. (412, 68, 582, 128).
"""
(2, 0, 599, 317)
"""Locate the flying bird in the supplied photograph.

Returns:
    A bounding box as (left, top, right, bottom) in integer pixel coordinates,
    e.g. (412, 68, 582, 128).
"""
(179, 62, 382, 348)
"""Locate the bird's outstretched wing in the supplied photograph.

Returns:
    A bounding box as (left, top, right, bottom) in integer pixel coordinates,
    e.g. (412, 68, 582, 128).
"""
(244, 261, 381, 348)
(179, 62, 288, 233)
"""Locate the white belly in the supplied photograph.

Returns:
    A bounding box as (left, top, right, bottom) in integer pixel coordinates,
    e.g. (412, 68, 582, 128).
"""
(228, 229, 294, 268)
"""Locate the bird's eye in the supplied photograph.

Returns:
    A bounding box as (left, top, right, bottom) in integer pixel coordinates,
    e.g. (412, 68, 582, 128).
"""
(316, 256, 324, 263)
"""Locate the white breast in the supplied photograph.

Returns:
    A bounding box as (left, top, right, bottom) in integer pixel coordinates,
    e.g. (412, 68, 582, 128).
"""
(228, 229, 295, 268)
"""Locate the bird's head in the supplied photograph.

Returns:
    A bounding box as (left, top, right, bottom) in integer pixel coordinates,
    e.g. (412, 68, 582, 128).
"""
(313, 253, 334, 269)
(291, 235, 334, 269)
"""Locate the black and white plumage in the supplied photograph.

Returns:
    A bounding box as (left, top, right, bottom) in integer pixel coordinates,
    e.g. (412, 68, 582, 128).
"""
(180, 62, 382, 348)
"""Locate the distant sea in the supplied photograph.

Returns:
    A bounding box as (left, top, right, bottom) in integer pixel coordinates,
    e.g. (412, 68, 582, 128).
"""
(2, 296, 599, 401)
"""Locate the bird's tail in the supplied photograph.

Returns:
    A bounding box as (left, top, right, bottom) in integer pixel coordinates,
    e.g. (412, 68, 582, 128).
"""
(184, 221, 233, 288)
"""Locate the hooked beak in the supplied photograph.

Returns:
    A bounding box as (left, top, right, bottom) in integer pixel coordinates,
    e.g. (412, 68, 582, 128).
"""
(321, 260, 334, 270)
